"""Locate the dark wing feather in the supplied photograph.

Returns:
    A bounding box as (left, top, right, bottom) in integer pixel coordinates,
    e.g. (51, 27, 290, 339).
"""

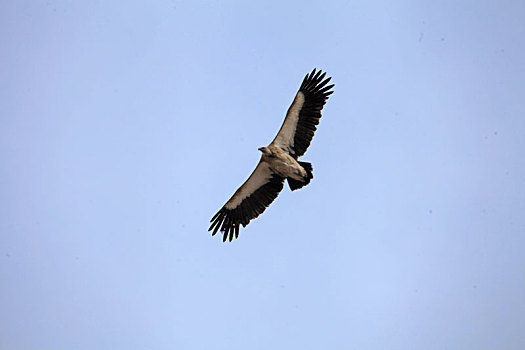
(272, 68, 334, 158)
(209, 161, 285, 242)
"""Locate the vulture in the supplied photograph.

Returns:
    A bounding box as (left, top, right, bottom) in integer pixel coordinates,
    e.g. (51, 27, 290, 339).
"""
(209, 68, 334, 241)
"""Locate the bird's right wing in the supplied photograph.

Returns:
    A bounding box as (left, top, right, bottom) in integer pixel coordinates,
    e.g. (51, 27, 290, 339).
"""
(209, 160, 285, 241)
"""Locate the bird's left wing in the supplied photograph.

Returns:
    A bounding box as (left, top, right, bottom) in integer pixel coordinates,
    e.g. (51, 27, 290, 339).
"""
(271, 68, 334, 158)
(209, 160, 285, 241)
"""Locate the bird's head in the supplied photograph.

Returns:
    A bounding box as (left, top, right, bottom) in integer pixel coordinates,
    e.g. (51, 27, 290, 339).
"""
(258, 146, 271, 156)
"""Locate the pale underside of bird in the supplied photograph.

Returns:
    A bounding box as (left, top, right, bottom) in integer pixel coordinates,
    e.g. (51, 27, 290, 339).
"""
(209, 68, 334, 241)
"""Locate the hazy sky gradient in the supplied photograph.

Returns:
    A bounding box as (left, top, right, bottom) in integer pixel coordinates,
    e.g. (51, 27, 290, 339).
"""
(1, 1, 525, 349)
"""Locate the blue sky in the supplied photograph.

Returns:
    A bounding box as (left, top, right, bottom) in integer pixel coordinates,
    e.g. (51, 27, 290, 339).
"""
(1, 1, 525, 349)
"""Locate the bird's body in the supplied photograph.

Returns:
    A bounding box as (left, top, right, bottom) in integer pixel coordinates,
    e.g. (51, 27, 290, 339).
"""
(209, 69, 334, 241)
(259, 145, 307, 181)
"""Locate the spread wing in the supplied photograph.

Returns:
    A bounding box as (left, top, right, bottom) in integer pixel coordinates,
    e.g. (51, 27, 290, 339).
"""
(209, 160, 285, 242)
(271, 68, 334, 158)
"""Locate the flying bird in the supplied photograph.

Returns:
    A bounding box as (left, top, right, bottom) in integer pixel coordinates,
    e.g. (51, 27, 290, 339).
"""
(209, 68, 334, 241)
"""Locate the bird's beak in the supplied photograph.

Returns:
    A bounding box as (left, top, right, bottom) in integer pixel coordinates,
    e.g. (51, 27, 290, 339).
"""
(258, 147, 264, 152)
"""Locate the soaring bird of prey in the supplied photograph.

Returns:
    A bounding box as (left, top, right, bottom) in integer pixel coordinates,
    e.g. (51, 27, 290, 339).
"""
(209, 68, 334, 241)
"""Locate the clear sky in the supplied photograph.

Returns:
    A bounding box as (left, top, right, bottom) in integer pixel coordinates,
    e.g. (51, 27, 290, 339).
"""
(1, 1, 525, 349)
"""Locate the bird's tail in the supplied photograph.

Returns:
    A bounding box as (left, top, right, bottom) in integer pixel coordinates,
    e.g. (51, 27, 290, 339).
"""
(287, 162, 313, 191)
